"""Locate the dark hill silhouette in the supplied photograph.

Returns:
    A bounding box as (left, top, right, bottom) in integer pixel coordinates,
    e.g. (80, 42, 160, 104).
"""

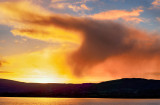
(1, 78, 160, 98)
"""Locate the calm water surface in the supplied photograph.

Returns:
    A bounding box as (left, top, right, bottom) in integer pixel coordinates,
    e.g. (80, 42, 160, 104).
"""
(0, 97, 160, 105)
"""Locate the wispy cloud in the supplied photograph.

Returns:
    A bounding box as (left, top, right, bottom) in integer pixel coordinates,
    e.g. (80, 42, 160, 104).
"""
(0, 70, 12, 74)
(150, 0, 160, 9)
(89, 7, 144, 23)
(50, 0, 93, 12)
(156, 17, 160, 22)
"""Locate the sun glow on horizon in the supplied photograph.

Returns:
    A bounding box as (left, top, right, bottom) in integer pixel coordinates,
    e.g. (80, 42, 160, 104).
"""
(0, 48, 77, 83)
(33, 77, 63, 83)
(23, 77, 69, 83)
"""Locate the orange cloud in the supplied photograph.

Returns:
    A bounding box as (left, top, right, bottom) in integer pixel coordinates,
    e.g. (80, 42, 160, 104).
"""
(157, 17, 160, 22)
(151, 0, 160, 9)
(81, 4, 91, 10)
(51, 0, 66, 3)
(68, 4, 91, 12)
(50, 0, 92, 12)
(89, 8, 144, 23)
(50, 3, 66, 9)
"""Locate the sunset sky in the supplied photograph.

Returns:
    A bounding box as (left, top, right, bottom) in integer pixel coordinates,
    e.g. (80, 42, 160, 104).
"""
(0, 0, 160, 83)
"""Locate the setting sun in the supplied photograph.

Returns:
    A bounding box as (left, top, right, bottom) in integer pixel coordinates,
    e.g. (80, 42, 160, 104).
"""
(35, 77, 56, 83)
(30, 77, 66, 83)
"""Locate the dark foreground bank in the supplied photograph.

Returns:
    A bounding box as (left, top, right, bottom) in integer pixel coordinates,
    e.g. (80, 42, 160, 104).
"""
(0, 78, 160, 98)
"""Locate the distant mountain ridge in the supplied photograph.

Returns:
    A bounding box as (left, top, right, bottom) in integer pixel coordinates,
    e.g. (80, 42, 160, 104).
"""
(1, 78, 160, 98)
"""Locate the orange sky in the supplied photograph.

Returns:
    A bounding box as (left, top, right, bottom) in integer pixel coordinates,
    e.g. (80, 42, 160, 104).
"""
(0, 0, 160, 83)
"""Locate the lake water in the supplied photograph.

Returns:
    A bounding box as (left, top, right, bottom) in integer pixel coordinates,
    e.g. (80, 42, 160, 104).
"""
(0, 97, 160, 105)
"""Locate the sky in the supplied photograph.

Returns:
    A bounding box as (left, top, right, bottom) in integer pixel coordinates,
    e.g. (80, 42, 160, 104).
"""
(0, 0, 160, 83)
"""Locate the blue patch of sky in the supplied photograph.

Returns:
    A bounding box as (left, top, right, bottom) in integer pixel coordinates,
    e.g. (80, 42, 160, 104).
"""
(85, 0, 153, 15)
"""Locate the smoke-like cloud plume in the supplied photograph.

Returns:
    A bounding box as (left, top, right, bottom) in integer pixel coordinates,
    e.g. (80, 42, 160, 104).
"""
(0, 1, 160, 80)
